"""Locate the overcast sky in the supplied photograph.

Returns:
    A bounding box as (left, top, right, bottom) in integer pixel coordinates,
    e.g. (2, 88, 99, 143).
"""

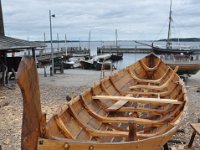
(2, 0, 200, 41)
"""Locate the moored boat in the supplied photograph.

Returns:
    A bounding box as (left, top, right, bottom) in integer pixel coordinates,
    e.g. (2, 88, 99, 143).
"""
(111, 53, 123, 61)
(80, 54, 112, 70)
(80, 59, 94, 69)
(93, 60, 113, 70)
(16, 53, 187, 150)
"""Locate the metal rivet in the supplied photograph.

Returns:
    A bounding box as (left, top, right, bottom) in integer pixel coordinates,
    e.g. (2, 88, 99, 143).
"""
(89, 145, 94, 150)
(64, 143, 69, 149)
(39, 140, 44, 145)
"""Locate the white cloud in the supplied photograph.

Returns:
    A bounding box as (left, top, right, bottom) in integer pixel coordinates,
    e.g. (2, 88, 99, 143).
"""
(2, 0, 200, 40)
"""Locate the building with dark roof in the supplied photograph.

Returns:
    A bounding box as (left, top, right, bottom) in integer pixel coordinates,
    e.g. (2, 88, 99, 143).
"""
(0, 0, 45, 85)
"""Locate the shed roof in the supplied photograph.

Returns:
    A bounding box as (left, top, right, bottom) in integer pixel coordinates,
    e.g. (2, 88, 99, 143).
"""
(0, 36, 46, 52)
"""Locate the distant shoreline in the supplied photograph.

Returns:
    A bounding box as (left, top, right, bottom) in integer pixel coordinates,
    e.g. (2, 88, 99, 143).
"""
(158, 38, 200, 42)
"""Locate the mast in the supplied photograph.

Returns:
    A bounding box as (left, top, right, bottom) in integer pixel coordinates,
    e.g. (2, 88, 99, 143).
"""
(115, 29, 118, 47)
(88, 30, 91, 56)
(166, 0, 172, 49)
(57, 33, 59, 50)
(65, 34, 67, 55)
(115, 29, 118, 54)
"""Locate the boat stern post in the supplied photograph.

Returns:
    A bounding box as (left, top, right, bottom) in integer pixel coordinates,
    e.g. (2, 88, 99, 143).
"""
(16, 56, 46, 150)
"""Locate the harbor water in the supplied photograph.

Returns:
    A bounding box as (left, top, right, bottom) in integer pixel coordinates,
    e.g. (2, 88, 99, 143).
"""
(45, 41, 200, 70)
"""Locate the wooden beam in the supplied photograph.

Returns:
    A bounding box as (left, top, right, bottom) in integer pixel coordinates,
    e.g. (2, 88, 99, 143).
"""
(16, 56, 43, 150)
(139, 58, 161, 72)
(109, 76, 125, 95)
(127, 67, 170, 84)
(128, 121, 137, 141)
(106, 106, 165, 116)
(68, 105, 128, 138)
(106, 94, 132, 111)
(54, 115, 76, 139)
(92, 95, 182, 105)
(80, 96, 165, 126)
(129, 66, 179, 90)
(106, 100, 128, 111)
(100, 82, 110, 95)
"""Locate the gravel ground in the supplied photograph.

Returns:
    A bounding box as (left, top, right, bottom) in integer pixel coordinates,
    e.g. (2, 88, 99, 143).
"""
(0, 69, 200, 150)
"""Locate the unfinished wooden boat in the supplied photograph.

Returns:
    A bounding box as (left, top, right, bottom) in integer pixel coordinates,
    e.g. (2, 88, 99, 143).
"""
(16, 53, 187, 150)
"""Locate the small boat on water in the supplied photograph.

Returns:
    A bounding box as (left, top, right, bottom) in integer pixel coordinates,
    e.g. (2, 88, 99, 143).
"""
(152, 45, 194, 55)
(93, 60, 113, 70)
(111, 52, 123, 61)
(80, 54, 112, 70)
(80, 59, 94, 69)
(16, 53, 187, 150)
(63, 61, 75, 69)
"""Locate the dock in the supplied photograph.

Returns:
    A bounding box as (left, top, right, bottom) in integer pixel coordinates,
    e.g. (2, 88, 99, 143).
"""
(97, 47, 151, 54)
(61, 47, 90, 56)
(37, 47, 90, 66)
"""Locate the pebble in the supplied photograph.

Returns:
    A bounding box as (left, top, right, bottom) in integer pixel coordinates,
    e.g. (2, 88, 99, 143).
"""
(1, 72, 200, 150)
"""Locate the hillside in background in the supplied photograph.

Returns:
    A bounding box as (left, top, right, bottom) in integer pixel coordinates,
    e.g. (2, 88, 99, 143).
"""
(158, 38, 200, 42)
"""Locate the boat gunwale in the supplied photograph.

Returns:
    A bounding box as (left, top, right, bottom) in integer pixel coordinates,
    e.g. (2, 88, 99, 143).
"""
(45, 54, 187, 145)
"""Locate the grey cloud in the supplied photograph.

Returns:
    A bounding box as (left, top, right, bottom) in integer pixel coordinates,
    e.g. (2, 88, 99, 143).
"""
(1, 0, 200, 40)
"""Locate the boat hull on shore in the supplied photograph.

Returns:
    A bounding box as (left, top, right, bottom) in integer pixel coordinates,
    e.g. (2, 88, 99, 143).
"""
(165, 62, 200, 75)
(162, 55, 200, 75)
(16, 53, 187, 150)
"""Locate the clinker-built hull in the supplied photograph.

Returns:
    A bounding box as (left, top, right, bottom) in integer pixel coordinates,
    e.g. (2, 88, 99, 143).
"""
(16, 53, 187, 150)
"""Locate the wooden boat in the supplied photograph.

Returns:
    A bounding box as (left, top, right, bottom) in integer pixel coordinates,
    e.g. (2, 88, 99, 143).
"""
(63, 61, 75, 69)
(111, 53, 123, 61)
(162, 54, 200, 75)
(152, 46, 194, 55)
(16, 53, 187, 150)
(80, 60, 94, 69)
(80, 54, 112, 70)
(152, 0, 197, 55)
(93, 60, 113, 70)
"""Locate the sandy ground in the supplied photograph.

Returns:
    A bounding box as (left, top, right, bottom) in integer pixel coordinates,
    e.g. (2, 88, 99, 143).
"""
(0, 68, 200, 150)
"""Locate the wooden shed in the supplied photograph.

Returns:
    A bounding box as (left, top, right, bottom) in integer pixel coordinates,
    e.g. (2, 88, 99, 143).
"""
(0, 0, 45, 85)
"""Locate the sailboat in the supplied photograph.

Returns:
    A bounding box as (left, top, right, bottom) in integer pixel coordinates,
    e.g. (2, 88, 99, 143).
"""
(152, 0, 194, 55)
(153, 0, 200, 76)
(110, 29, 123, 61)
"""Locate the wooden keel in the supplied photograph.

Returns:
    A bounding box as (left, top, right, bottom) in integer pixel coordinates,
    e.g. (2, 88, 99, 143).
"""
(16, 57, 44, 150)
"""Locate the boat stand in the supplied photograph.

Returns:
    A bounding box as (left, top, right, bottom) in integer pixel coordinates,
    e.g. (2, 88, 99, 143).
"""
(188, 119, 200, 148)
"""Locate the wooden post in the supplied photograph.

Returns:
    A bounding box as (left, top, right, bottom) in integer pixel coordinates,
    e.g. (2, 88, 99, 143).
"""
(188, 119, 200, 148)
(0, 0, 5, 36)
(188, 131, 196, 148)
(32, 48, 36, 61)
(16, 56, 43, 150)
(128, 120, 136, 141)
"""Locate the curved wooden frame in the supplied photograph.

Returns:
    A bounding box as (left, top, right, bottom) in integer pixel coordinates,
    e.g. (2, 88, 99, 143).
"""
(16, 54, 187, 150)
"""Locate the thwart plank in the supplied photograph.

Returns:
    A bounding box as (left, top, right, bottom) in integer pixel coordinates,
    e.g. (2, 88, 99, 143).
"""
(92, 95, 182, 105)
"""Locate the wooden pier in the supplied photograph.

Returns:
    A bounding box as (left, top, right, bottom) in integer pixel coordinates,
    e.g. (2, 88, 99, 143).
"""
(36, 51, 68, 66)
(61, 47, 90, 55)
(37, 47, 90, 66)
(97, 47, 151, 54)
